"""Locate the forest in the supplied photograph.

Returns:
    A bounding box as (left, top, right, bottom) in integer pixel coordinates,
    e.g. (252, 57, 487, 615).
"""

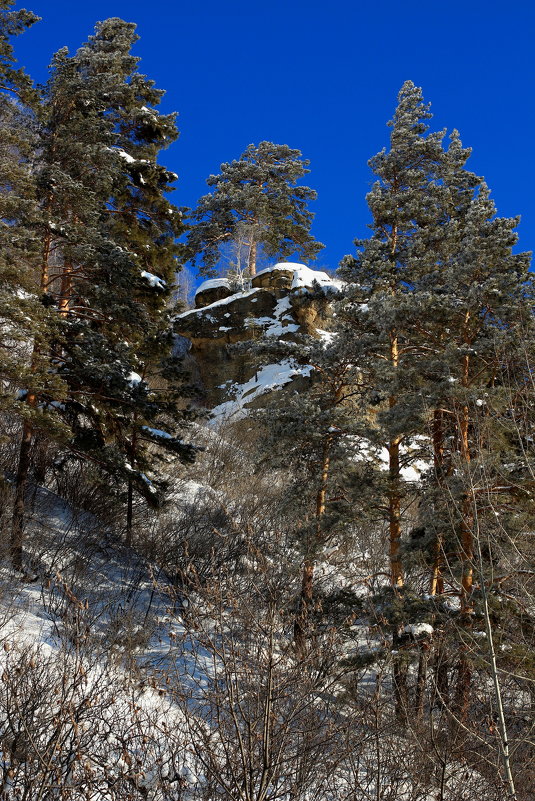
(0, 1, 534, 798)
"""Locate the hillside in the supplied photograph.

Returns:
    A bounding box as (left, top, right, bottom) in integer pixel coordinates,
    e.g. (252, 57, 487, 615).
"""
(1, 259, 532, 797)
(1, 13, 533, 797)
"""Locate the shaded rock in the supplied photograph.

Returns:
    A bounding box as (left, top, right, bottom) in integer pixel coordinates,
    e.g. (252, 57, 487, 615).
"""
(195, 278, 233, 308)
(179, 289, 277, 343)
(175, 264, 340, 411)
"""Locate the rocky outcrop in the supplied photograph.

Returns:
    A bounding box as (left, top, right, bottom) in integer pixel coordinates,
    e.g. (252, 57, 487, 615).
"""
(175, 263, 341, 417)
(251, 264, 295, 291)
(194, 278, 233, 308)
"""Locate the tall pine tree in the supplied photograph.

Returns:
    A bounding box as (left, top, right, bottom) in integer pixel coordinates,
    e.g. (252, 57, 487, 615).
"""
(10, 18, 198, 568)
(187, 141, 324, 277)
(339, 80, 533, 732)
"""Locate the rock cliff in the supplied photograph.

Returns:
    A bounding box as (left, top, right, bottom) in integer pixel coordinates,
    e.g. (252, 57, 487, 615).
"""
(175, 263, 341, 421)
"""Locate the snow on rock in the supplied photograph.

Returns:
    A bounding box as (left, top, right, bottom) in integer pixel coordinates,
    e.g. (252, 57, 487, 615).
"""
(176, 263, 337, 409)
(195, 278, 231, 296)
(245, 295, 299, 337)
(141, 270, 166, 290)
(195, 277, 233, 308)
(210, 360, 312, 424)
(253, 262, 343, 293)
(177, 287, 261, 319)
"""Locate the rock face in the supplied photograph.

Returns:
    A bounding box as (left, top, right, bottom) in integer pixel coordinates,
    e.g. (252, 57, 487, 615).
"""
(251, 264, 295, 291)
(175, 263, 341, 419)
(194, 278, 233, 308)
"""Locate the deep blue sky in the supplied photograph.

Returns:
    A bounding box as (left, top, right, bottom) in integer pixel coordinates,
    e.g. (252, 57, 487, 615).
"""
(13, 0, 535, 274)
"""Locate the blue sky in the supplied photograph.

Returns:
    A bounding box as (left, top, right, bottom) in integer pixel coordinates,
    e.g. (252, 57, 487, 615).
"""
(13, 0, 535, 274)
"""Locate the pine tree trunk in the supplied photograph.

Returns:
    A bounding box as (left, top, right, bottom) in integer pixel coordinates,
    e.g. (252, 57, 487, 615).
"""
(454, 351, 474, 725)
(393, 629, 409, 724)
(430, 536, 445, 596)
(388, 435, 403, 587)
(11, 417, 33, 571)
(58, 259, 73, 317)
(430, 409, 445, 595)
(294, 436, 332, 657)
(315, 438, 331, 534)
(459, 494, 474, 614)
(388, 330, 403, 588)
(126, 480, 133, 547)
(453, 647, 471, 729)
(294, 560, 314, 658)
(125, 414, 139, 547)
(41, 221, 51, 292)
(10, 232, 53, 572)
(388, 329, 407, 721)
(459, 403, 474, 614)
(433, 637, 449, 709)
(459, 350, 473, 613)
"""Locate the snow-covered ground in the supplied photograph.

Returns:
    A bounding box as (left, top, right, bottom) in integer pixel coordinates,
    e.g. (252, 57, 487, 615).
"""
(0, 478, 496, 800)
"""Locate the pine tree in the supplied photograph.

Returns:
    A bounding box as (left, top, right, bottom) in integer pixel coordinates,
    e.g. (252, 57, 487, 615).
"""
(338, 81, 466, 721)
(10, 18, 198, 567)
(187, 141, 324, 277)
(66, 18, 198, 541)
(0, 12, 43, 413)
(406, 171, 533, 726)
(338, 81, 460, 591)
(0, 1, 70, 571)
(339, 80, 534, 734)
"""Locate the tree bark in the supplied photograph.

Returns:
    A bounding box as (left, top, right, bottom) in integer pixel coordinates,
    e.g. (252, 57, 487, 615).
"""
(294, 435, 333, 657)
(459, 349, 473, 613)
(247, 239, 257, 277)
(126, 480, 133, 547)
(388, 328, 407, 721)
(10, 230, 54, 571)
(315, 437, 331, 535)
(453, 352, 474, 725)
(58, 259, 73, 317)
(453, 647, 471, 730)
(430, 409, 445, 596)
(393, 630, 409, 724)
(11, 417, 33, 571)
(294, 560, 314, 658)
(389, 331, 403, 588)
(433, 637, 449, 709)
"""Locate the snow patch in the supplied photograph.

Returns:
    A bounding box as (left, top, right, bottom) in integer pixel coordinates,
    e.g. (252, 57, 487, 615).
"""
(141, 270, 166, 290)
(195, 278, 231, 296)
(176, 288, 261, 318)
(404, 623, 434, 637)
(141, 426, 173, 440)
(254, 262, 343, 292)
(211, 360, 312, 423)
